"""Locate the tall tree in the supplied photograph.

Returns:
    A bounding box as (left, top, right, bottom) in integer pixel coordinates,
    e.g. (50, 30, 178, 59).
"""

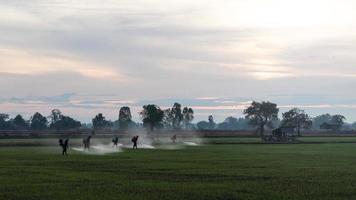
(30, 112, 48, 130)
(12, 114, 29, 130)
(244, 101, 279, 136)
(140, 104, 164, 132)
(182, 107, 194, 129)
(119, 106, 132, 131)
(281, 108, 312, 136)
(48, 109, 62, 127)
(92, 113, 111, 129)
(171, 103, 183, 129)
(162, 108, 173, 129)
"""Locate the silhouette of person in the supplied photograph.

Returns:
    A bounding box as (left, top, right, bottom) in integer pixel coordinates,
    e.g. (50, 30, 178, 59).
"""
(171, 134, 177, 144)
(131, 135, 139, 149)
(59, 138, 69, 155)
(112, 136, 119, 147)
(83, 136, 92, 150)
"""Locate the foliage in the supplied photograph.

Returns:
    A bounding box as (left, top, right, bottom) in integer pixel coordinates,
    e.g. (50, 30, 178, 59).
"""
(197, 121, 210, 130)
(0, 113, 12, 130)
(30, 112, 48, 130)
(281, 108, 312, 135)
(313, 114, 346, 130)
(119, 106, 132, 131)
(140, 104, 164, 132)
(171, 103, 183, 129)
(12, 114, 29, 130)
(182, 107, 194, 129)
(244, 101, 279, 135)
(92, 113, 112, 129)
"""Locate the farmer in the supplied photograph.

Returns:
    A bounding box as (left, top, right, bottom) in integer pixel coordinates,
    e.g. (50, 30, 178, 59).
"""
(83, 136, 92, 150)
(112, 136, 119, 147)
(171, 134, 177, 144)
(131, 135, 139, 149)
(59, 138, 69, 156)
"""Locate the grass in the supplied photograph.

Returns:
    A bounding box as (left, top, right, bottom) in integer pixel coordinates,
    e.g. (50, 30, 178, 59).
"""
(1, 138, 356, 199)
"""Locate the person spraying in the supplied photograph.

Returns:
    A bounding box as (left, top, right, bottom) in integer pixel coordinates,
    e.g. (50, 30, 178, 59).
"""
(59, 138, 69, 156)
(112, 136, 119, 147)
(131, 135, 139, 149)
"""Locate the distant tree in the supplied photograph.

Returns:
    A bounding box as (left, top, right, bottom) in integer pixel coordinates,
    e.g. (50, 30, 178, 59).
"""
(208, 115, 216, 129)
(312, 114, 332, 129)
(12, 114, 29, 130)
(30, 112, 48, 130)
(92, 113, 111, 129)
(197, 121, 210, 130)
(244, 101, 279, 136)
(140, 104, 164, 132)
(48, 109, 62, 127)
(281, 108, 312, 136)
(236, 117, 254, 130)
(182, 107, 194, 129)
(330, 115, 346, 130)
(170, 103, 183, 130)
(162, 108, 173, 129)
(48, 109, 81, 130)
(313, 114, 346, 130)
(0, 113, 12, 130)
(119, 106, 132, 131)
(217, 116, 239, 130)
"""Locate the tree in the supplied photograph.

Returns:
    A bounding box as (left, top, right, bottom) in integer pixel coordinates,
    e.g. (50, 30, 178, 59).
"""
(48, 109, 62, 127)
(244, 101, 279, 136)
(208, 115, 216, 129)
(217, 116, 239, 130)
(312, 114, 332, 129)
(331, 115, 346, 130)
(281, 108, 312, 136)
(0, 113, 12, 130)
(48, 109, 81, 130)
(171, 103, 183, 130)
(30, 112, 48, 130)
(119, 106, 132, 131)
(162, 108, 173, 129)
(140, 104, 164, 132)
(313, 114, 346, 130)
(92, 113, 111, 129)
(182, 107, 194, 129)
(197, 121, 209, 130)
(12, 114, 29, 130)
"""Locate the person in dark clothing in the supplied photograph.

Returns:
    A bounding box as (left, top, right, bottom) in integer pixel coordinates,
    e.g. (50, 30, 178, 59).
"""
(83, 136, 91, 150)
(171, 134, 177, 144)
(112, 136, 119, 147)
(131, 135, 139, 149)
(59, 138, 69, 155)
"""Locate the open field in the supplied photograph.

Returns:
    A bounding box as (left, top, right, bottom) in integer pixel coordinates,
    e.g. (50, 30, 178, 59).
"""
(1, 137, 356, 200)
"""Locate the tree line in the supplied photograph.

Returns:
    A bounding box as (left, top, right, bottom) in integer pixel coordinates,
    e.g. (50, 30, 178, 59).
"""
(0, 101, 353, 133)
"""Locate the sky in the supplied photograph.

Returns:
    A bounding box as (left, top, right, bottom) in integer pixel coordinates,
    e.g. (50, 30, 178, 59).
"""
(1, 0, 356, 123)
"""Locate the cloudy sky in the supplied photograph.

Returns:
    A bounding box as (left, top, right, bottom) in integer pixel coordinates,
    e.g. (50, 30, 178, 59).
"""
(1, 0, 356, 122)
